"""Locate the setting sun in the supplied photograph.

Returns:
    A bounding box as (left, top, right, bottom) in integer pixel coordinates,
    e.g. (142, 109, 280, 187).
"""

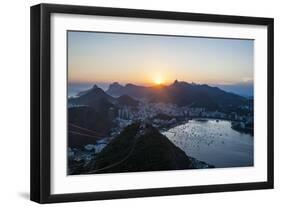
(154, 77, 164, 85)
(66, 30, 255, 176)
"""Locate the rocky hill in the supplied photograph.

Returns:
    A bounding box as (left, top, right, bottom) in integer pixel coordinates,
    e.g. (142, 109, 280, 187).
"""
(69, 123, 212, 175)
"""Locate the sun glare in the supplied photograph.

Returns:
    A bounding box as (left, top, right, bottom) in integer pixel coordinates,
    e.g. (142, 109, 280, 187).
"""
(154, 78, 163, 85)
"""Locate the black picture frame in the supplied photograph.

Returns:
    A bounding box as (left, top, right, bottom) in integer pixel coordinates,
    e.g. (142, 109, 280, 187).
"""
(30, 3, 274, 204)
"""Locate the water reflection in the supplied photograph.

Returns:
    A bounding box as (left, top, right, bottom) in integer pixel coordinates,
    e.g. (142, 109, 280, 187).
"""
(163, 119, 253, 168)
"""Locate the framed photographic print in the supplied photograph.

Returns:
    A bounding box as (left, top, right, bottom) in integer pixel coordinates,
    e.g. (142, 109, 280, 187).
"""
(30, 3, 274, 203)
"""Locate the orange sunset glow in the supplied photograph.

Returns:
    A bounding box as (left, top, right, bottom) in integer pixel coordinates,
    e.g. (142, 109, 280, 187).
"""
(67, 30, 255, 175)
(68, 31, 253, 88)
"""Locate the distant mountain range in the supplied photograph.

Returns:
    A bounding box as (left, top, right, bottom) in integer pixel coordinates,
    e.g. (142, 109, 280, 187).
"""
(106, 80, 247, 109)
(211, 83, 253, 98)
(69, 80, 249, 111)
(69, 84, 138, 109)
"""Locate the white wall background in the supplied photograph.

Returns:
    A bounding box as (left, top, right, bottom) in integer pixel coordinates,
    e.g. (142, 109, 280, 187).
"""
(0, 0, 279, 206)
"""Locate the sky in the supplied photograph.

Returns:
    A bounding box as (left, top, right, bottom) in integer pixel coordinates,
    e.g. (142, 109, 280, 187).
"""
(68, 31, 254, 87)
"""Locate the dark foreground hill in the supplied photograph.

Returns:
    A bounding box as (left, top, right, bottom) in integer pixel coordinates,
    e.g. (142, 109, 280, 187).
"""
(68, 106, 115, 148)
(69, 123, 212, 175)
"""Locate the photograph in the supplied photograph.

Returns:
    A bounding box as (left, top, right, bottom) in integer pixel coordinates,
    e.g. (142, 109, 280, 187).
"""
(29, 3, 274, 203)
(67, 31, 254, 175)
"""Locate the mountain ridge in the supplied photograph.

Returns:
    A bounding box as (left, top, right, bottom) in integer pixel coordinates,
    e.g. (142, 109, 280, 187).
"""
(106, 80, 247, 109)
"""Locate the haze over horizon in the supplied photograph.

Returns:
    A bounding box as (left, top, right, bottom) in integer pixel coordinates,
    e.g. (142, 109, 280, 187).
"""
(68, 80, 253, 98)
(68, 31, 253, 95)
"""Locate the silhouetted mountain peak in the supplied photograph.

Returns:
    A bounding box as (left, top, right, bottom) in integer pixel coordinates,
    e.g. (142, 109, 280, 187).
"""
(92, 84, 99, 89)
(97, 80, 246, 109)
(125, 83, 136, 87)
(70, 85, 116, 108)
(107, 82, 124, 95)
(76, 84, 103, 97)
(170, 80, 191, 88)
(108, 82, 122, 89)
(81, 85, 109, 98)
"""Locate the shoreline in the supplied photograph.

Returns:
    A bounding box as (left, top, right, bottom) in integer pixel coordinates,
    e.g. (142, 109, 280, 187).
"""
(158, 117, 253, 136)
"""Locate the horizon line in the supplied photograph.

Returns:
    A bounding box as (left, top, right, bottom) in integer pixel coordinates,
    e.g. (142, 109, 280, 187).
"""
(68, 79, 254, 87)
